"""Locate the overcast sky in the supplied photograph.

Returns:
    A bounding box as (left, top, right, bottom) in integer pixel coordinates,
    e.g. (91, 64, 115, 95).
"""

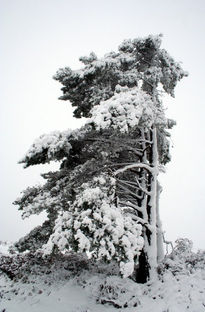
(0, 0, 205, 250)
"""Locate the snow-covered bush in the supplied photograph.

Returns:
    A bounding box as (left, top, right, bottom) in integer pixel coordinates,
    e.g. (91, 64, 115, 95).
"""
(91, 276, 140, 308)
(43, 174, 144, 278)
(0, 250, 90, 282)
(159, 238, 205, 277)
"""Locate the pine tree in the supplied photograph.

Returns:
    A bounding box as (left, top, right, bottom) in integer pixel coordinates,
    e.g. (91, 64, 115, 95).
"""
(14, 35, 187, 281)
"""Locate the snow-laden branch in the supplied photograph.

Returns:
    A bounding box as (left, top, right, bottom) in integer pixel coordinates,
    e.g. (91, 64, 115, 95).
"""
(128, 214, 154, 232)
(89, 86, 167, 133)
(119, 200, 144, 213)
(114, 163, 157, 176)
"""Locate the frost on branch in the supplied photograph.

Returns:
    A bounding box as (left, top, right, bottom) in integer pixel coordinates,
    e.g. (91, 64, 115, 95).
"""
(42, 174, 144, 278)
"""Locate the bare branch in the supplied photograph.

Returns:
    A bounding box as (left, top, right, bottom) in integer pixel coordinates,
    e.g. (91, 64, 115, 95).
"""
(135, 179, 152, 196)
(163, 232, 174, 255)
(117, 182, 143, 200)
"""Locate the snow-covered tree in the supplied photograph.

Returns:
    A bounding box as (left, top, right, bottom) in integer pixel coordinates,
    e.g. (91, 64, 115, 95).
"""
(14, 35, 187, 281)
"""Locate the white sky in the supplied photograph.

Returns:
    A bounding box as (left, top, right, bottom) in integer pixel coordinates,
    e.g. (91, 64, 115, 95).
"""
(0, 0, 205, 250)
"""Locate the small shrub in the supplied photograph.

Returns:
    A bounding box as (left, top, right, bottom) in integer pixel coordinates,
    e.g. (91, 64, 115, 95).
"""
(0, 251, 90, 281)
(159, 238, 205, 277)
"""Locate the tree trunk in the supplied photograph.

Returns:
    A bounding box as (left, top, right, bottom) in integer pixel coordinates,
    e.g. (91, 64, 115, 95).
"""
(156, 181, 164, 262)
(136, 127, 159, 282)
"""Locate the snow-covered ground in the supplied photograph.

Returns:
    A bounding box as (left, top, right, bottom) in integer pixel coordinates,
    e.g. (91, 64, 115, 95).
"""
(1, 242, 205, 312)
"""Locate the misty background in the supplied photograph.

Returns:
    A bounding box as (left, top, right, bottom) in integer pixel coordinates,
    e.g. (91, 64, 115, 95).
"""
(0, 0, 205, 250)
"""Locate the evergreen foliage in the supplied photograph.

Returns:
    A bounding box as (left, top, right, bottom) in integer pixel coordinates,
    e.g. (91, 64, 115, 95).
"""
(13, 35, 187, 281)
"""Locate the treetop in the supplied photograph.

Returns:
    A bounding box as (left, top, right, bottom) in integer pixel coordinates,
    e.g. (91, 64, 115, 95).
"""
(54, 34, 188, 118)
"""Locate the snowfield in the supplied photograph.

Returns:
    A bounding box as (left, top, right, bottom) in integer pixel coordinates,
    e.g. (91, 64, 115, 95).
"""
(1, 242, 205, 312)
(1, 268, 205, 311)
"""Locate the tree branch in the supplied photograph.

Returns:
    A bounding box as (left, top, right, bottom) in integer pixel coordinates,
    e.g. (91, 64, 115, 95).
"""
(128, 214, 153, 231)
(114, 163, 156, 176)
(119, 200, 144, 213)
(135, 179, 152, 196)
(117, 182, 143, 200)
